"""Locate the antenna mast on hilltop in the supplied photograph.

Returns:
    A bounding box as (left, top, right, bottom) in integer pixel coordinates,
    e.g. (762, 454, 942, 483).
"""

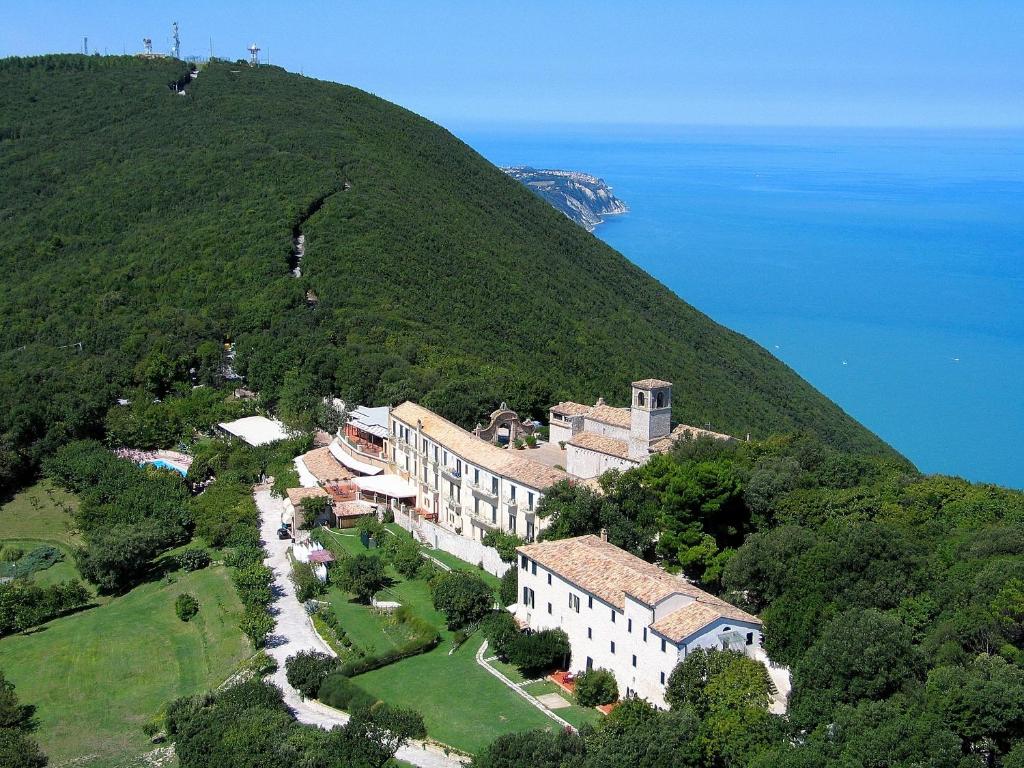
(170, 22, 180, 59)
(142, 37, 153, 55)
(248, 43, 260, 67)
(83, 36, 88, 55)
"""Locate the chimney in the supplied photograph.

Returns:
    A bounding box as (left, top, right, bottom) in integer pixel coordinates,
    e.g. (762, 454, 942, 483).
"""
(599, 528, 608, 542)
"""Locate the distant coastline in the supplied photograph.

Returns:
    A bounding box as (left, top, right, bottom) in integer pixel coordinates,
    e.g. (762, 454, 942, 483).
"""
(502, 166, 628, 231)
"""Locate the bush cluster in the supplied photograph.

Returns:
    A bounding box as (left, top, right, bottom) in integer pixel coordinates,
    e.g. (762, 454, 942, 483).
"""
(573, 668, 618, 707)
(482, 531, 523, 563)
(0, 545, 63, 579)
(0, 580, 90, 636)
(285, 651, 340, 698)
(175, 593, 199, 622)
(291, 559, 326, 603)
(431, 570, 494, 629)
(175, 548, 210, 572)
(317, 673, 379, 714)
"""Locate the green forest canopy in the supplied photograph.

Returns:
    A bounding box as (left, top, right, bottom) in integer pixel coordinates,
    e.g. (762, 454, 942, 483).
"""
(0, 54, 895, 493)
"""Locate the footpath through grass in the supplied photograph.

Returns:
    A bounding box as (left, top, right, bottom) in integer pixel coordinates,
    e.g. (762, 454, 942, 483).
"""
(316, 525, 556, 753)
(0, 512, 250, 768)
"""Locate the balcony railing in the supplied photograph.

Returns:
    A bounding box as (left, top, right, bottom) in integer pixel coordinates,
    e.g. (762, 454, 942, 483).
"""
(468, 482, 498, 502)
(441, 464, 463, 481)
(503, 496, 518, 508)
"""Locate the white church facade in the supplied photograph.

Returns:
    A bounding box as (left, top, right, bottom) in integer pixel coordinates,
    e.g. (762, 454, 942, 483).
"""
(550, 379, 732, 479)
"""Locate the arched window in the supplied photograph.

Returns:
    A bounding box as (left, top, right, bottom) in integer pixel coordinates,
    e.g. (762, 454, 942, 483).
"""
(636, 391, 645, 407)
(655, 392, 664, 408)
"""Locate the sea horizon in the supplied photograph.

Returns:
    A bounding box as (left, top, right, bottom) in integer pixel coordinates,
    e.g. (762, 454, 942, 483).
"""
(457, 122, 1024, 489)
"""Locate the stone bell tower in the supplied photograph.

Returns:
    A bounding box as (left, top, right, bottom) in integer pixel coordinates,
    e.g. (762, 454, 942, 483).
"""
(629, 379, 673, 460)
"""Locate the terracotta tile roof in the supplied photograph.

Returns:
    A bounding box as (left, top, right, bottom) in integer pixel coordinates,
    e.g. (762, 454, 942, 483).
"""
(651, 599, 760, 642)
(632, 378, 673, 389)
(517, 535, 704, 608)
(299, 447, 351, 484)
(550, 401, 593, 417)
(392, 402, 567, 490)
(286, 486, 329, 506)
(586, 404, 632, 429)
(650, 423, 734, 453)
(333, 500, 377, 519)
(567, 432, 633, 460)
(517, 535, 760, 641)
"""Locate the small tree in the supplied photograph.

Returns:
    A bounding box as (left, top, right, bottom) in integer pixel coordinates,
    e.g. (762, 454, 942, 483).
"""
(499, 566, 518, 606)
(507, 629, 571, 676)
(482, 610, 521, 660)
(338, 554, 387, 604)
(285, 650, 339, 698)
(482, 531, 523, 563)
(175, 548, 210, 572)
(391, 540, 423, 580)
(239, 606, 274, 648)
(301, 496, 329, 529)
(291, 559, 326, 602)
(431, 570, 494, 629)
(573, 668, 618, 707)
(175, 593, 199, 622)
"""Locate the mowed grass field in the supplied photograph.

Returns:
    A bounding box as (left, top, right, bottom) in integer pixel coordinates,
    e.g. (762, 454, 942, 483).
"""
(317, 527, 558, 754)
(0, 483, 252, 768)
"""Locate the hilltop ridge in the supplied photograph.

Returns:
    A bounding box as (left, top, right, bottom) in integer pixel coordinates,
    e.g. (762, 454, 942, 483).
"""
(0, 55, 895, 491)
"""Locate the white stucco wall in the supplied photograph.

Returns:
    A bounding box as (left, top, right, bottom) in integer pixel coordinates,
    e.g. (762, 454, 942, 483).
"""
(565, 445, 637, 480)
(393, 506, 510, 577)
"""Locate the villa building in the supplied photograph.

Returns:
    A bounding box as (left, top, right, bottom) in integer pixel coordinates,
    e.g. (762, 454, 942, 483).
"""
(389, 401, 567, 542)
(515, 534, 769, 708)
(550, 379, 733, 479)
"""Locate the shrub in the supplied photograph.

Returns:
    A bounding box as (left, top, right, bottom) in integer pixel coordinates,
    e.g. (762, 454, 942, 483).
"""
(224, 545, 265, 569)
(175, 593, 199, 622)
(507, 629, 570, 677)
(291, 559, 326, 602)
(318, 672, 379, 713)
(431, 570, 494, 629)
(499, 566, 518, 606)
(0, 580, 91, 636)
(525, 434, 538, 448)
(239, 606, 274, 648)
(0, 546, 24, 563)
(301, 496, 329, 528)
(482, 531, 523, 563)
(285, 650, 339, 698)
(175, 548, 210, 572)
(232, 563, 274, 609)
(574, 668, 618, 707)
(0, 545, 62, 579)
(381, 507, 395, 524)
(482, 610, 522, 661)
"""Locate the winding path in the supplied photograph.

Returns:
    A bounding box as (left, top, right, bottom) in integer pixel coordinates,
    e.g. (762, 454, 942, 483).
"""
(255, 485, 467, 768)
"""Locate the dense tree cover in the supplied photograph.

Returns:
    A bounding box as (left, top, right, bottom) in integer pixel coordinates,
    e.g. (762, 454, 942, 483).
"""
(0, 53, 891, 498)
(521, 433, 1024, 765)
(0, 672, 47, 768)
(573, 668, 618, 707)
(0, 580, 90, 636)
(430, 570, 494, 629)
(166, 677, 425, 768)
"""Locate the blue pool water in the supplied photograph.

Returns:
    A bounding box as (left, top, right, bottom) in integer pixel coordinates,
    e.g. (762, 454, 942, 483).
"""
(144, 459, 187, 477)
(458, 124, 1024, 488)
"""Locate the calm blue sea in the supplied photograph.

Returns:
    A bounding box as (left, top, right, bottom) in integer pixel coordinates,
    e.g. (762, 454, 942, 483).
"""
(456, 124, 1024, 489)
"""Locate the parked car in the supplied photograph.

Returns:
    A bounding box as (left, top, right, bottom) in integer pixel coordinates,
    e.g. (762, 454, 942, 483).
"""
(277, 525, 291, 540)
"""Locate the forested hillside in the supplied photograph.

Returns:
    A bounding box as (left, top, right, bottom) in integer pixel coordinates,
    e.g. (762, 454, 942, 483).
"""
(0, 54, 893, 493)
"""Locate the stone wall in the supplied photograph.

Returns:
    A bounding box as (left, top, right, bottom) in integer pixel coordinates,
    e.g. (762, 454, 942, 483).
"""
(393, 506, 511, 578)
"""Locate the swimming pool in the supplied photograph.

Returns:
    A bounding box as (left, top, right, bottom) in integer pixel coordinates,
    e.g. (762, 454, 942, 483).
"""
(142, 458, 187, 477)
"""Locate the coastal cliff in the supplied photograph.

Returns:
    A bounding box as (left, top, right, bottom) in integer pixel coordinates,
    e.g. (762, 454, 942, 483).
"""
(502, 166, 628, 231)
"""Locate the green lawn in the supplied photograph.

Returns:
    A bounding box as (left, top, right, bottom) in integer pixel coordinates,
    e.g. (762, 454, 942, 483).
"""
(356, 635, 557, 754)
(0, 564, 251, 768)
(0, 538, 82, 586)
(0, 480, 81, 549)
(316, 525, 554, 753)
(522, 680, 603, 730)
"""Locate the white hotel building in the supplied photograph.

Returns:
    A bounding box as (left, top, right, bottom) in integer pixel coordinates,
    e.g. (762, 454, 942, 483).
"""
(515, 534, 767, 708)
(389, 401, 567, 542)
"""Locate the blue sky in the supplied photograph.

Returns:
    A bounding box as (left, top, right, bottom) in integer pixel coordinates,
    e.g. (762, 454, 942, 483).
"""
(2, 1, 1022, 128)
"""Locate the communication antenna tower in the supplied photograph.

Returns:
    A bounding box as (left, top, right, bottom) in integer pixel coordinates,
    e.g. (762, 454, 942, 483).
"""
(248, 43, 260, 67)
(171, 22, 180, 59)
(143, 37, 153, 55)
(83, 36, 88, 55)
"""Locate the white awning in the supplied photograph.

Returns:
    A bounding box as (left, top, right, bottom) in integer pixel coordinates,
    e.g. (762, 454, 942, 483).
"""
(293, 457, 320, 488)
(218, 416, 290, 447)
(328, 441, 383, 476)
(352, 474, 417, 499)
